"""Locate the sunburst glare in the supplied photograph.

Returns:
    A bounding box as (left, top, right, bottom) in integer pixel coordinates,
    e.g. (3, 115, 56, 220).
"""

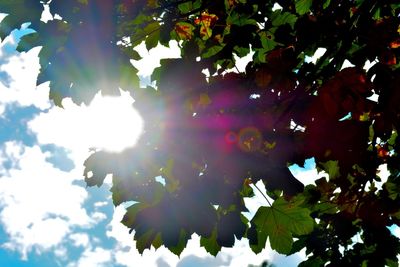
(30, 89, 144, 154)
(84, 90, 144, 152)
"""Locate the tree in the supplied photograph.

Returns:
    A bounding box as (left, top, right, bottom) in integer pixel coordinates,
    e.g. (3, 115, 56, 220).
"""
(1, 0, 400, 265)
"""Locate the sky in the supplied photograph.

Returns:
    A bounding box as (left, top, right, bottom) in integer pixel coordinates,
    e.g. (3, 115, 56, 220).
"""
(0, 13, 318, 267)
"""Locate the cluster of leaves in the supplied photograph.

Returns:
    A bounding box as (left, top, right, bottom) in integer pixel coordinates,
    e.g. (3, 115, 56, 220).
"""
(2, 0, 400, 265)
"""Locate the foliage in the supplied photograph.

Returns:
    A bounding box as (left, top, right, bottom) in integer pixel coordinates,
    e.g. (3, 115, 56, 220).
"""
(2, 0, 400, 265)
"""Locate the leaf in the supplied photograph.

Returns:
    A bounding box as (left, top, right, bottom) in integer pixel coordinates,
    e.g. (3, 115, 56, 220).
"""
(0, 0, 43, 39)
(271, 11, 298, 28)
(251, 197, 314, 254)
(323, 0, 331, 9)
(260, 31, 277, 52)
(200, 228, 221, 256)
(128, 49, 142, 61)
(178, 1, 197, 14)
(240, 178, 255, 198)
(295, 0, 313, 15)
(202, 45, 225, 58)
(16, 32, 40, 52)
(160, 159, 180, 193)
(233, 45, 250, 57)
(319, 160, 340, 180)
(83, 152, 113, 187)
(195, 12, 218, 40)
(121, 203, 147, 229)
(385, 181, 400, 200)
(289, 237, 307, 255)
(119, 63, 140, 91)
(167, 230, 189, 256)
(136, 229, 156, 254)
(269, 223, 293, 254)
(174, 22, 195, 40)
(144, 21, 160, 50)
(227, 12, 258, 26)
(248, 222, 267, 254)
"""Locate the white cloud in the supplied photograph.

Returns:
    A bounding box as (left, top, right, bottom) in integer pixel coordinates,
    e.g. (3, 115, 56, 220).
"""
(0, 46, 51, 112)
(68, 247, 112, 267)
(69, 233, 90, 248)
(91, 212, 107, 223)
(132, 41, 181, 77)
(94, 201, 109, 208)
(0, 142, 93, 259)
(29, 90, 144, 155)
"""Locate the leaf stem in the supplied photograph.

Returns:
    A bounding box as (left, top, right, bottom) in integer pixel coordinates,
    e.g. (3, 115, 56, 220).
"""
(252, 182, 273, 207)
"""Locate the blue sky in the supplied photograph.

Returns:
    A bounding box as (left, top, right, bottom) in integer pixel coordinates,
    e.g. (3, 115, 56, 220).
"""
(0, 11, 330, 267)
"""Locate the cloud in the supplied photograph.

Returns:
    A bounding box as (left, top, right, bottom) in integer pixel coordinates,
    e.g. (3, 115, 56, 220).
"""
(0, 45, 51, 114)
(132, 41, 181, 77)
(69, 233, 90, 248)
(68, 247, 112, 267)
(0, 142, 93, 259)
(29, 91, 144, 155)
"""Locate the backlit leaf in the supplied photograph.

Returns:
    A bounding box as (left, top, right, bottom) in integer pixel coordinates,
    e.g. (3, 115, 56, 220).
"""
(295, 0, 313, 15)
(251, 197, 314, 254)
(319, 161, 340, 180)
(200, 228, 221, 256)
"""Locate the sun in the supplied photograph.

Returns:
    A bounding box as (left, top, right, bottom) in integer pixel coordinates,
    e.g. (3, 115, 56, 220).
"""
(83, 90, 144, 152)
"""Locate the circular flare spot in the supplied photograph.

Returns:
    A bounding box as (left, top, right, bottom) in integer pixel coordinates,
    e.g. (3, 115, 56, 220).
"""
(225, 131, 238, 144)
(238, 127, 263, 152)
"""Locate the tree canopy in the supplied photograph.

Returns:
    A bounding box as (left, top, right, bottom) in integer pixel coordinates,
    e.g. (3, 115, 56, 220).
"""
(2, 0, 400, 265)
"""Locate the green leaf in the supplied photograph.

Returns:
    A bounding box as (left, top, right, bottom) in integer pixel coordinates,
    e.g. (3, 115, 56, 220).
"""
(252, 197, 314, 254)
(386, 258, 399, 267)
(295, 0, 313, 15)
(119, 63, 139, 91)
(16, 32, 40, 52)
(240, 180, 255, 198)
(271, 11, 298, 28)
(0, 0, 43, 39)
(323, 0, 331, 9)
(260, 31, 277, 51)
(152, 233, 163, 249)
(128, 49, 142, 61)
(248, 222, 267, 254)
(202, 45, 225, 58)
(227, 12, 258, 26)
(385, 181, 400, 200)
(269, 223, 293, 254)
(233, 45, 250, 58)
(167, 230, 189, 256)
(289, 237, 307, 255)
(299, 256, 325, 267)
(178, 1, 193, 13)
(121, 203, 147, 229)
(136, 229, 156, 254)
(83, 151, 112, 187)
(200, 228, 221, 256)
(319, 160, 340, 180)
(144, 21, 160, 50)
(160, 159, 180, 193)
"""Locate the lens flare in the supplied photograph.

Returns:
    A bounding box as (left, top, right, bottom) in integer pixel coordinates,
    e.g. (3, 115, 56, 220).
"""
(237, 127, 262, 152)
(86, 91, 144, 152)
(225, 131, 238, 144)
